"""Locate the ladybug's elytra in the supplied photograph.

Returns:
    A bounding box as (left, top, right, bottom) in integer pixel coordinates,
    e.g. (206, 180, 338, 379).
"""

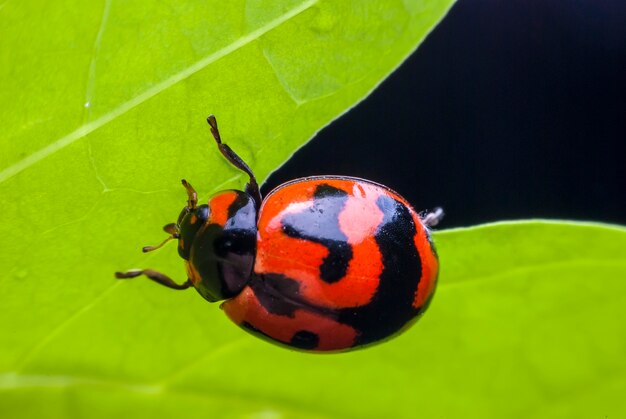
(116, 116, 442, 352)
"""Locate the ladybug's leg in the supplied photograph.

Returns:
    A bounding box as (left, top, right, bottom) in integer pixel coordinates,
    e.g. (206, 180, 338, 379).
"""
(181, 180, 197, 210)
(115, 269, 193, 290)
(206, 115, 262, 208)
(422, 207, 445, 227)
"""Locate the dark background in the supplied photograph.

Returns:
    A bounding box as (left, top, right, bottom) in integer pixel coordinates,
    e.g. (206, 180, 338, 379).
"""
(263, 0, 625, 228)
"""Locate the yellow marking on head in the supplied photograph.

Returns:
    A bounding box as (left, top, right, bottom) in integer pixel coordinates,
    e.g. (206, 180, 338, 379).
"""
(186, 262, 202, 286)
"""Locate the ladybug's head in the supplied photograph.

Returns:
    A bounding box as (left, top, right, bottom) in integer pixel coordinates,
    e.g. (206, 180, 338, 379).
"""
(173, 181, 258, 302)
(175, 203, 209, 260)
(116, 115, 263, 302)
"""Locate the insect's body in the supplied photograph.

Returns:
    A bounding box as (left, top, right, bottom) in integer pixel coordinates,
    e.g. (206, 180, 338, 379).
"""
(117, 116, 441, 352)
(224, 176, 438, 351)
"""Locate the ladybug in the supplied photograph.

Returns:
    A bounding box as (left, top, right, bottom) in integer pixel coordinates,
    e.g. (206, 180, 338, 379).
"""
(116, 115, 443, 352)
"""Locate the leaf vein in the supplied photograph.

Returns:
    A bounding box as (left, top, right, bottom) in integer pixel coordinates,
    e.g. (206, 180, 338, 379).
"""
(262, 47, 304, 106)
(0, 0, 319, 184)
(82, 0, 113, 123)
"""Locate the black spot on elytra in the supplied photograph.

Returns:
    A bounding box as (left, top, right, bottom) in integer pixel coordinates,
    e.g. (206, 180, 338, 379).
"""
(290, 330, 320, 350)
(241, 322, 320, 351)
(281, 184, 353, 283)
(248, 274, 301, 317)
(339, 194, 423, 346)
(240, 321, 275, 342)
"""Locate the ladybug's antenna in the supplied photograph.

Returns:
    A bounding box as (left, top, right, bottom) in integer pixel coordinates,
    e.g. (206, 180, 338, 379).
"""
(115, 221, 188, 288)
(207, 115, 262, 208)
(140, 224, 179, 253)
(142, 235, 177, 253)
